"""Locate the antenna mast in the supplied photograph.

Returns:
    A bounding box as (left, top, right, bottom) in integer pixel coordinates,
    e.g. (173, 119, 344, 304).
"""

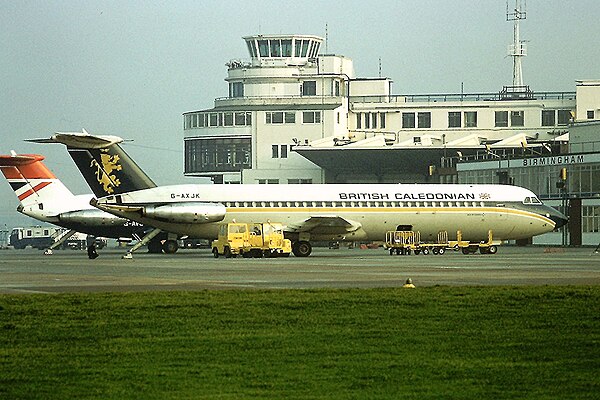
(507, 0, 527, 87)
(325, 23, 328, 53)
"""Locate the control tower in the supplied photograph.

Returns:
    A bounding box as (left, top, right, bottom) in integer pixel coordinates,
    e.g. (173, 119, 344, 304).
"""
(243, 34, 323, 66)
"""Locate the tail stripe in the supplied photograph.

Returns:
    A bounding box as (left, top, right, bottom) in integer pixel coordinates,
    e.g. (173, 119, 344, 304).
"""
(17, 181, 52, 201)
(9, 182, 28, 192)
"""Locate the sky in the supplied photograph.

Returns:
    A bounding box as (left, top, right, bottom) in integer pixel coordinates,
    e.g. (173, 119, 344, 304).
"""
(1, 0, 599, 230)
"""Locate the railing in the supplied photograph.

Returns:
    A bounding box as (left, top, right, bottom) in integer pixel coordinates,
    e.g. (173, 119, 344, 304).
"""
(214, 91, 576, 104)
(349, 91, 576, 104)
(440, 146, 559, 169)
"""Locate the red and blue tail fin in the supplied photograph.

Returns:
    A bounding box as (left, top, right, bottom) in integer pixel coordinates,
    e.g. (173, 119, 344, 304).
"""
(0, 153, 75, 213)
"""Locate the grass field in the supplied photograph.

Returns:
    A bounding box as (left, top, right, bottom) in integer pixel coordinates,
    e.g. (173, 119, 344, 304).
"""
(1, 287, 598, 399)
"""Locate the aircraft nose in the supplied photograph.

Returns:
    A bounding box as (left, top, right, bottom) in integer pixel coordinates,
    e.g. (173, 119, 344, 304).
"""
(546, 208, 568, 229)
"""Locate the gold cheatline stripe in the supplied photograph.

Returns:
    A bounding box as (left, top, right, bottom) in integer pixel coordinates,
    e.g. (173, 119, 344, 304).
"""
(225, 207, 554, 224)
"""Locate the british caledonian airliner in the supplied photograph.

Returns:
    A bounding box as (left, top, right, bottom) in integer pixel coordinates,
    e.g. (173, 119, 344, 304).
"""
(32, 131, 568, 257)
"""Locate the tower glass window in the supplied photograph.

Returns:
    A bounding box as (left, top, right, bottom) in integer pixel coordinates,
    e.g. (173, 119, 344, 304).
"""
(229, 82, 244, 98)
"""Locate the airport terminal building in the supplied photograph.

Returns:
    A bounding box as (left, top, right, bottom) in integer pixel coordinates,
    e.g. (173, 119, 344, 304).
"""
(182, 34, 600, 246)
(183, 34, 582, 185)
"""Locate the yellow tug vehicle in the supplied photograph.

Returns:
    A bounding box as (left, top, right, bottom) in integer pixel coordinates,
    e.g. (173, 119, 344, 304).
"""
(212, 222, 292, 258)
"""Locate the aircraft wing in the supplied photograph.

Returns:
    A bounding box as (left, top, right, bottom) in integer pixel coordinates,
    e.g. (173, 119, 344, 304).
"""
(286, 215, 362, 235)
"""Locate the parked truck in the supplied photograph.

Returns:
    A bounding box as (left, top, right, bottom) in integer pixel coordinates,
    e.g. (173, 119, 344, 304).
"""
(212, 222, 292, 258)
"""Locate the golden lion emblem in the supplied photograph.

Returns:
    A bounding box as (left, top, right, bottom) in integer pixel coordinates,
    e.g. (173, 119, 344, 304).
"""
(91, 151, 122, 194)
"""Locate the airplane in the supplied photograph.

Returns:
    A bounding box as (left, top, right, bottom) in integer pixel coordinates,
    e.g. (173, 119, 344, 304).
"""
(0, 151, 171, 253)
(33, 131, 568, 257)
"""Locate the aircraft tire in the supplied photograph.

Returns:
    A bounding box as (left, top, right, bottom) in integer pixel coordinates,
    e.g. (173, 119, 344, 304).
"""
(292, 241, 312, 257)
(162, 240, 179, 254)
(148, 239, 163, 254)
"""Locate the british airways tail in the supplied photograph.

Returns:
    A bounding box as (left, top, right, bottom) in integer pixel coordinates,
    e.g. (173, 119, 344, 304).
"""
(27, 130, 156, 198)
(0, 153, 76, 219)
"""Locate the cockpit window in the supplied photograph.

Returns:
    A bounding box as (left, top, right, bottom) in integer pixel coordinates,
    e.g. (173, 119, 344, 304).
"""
(523, 196, 542, 205)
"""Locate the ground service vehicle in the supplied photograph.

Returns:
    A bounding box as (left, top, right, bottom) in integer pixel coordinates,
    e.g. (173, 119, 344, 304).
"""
(212, 222, 292, 258)
(385, 230, 497, 255)
(9, 226, 61, 249)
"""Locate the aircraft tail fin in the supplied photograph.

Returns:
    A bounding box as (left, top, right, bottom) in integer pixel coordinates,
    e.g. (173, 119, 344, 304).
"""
(0, 153, 75, 211)
(28, 130, 157, 198)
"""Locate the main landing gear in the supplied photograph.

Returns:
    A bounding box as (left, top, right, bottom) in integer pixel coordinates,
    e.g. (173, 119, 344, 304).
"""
(147, 238, 179, 254)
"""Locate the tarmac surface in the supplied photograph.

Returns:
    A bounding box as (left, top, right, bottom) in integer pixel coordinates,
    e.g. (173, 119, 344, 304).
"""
(1, 246, 599, 294)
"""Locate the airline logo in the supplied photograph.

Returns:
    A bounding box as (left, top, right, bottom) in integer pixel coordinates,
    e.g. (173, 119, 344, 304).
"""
(91, 150, 122, 194)
(338, 192, 479, 201)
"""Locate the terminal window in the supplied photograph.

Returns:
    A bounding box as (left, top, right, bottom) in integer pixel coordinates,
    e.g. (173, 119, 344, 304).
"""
(302, 81, 316, 96)
(272, 144, 289, 159)
(417, 112, 431, 128)
(495, 111, 509, 127)
(464, 111, 477, 127)
(582, 206, 600, 233)
(288, 179, 312, 184)
(448, 112, 461, 128)
(511, 111, 524, 127)
(184, 137, 251, 173)
(542, 110, 556, 126)
(266, 112, 289, 124)
(302, 111, 321, 124)
(402, 112, 415, 128)
(557, 110, 571, 125)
